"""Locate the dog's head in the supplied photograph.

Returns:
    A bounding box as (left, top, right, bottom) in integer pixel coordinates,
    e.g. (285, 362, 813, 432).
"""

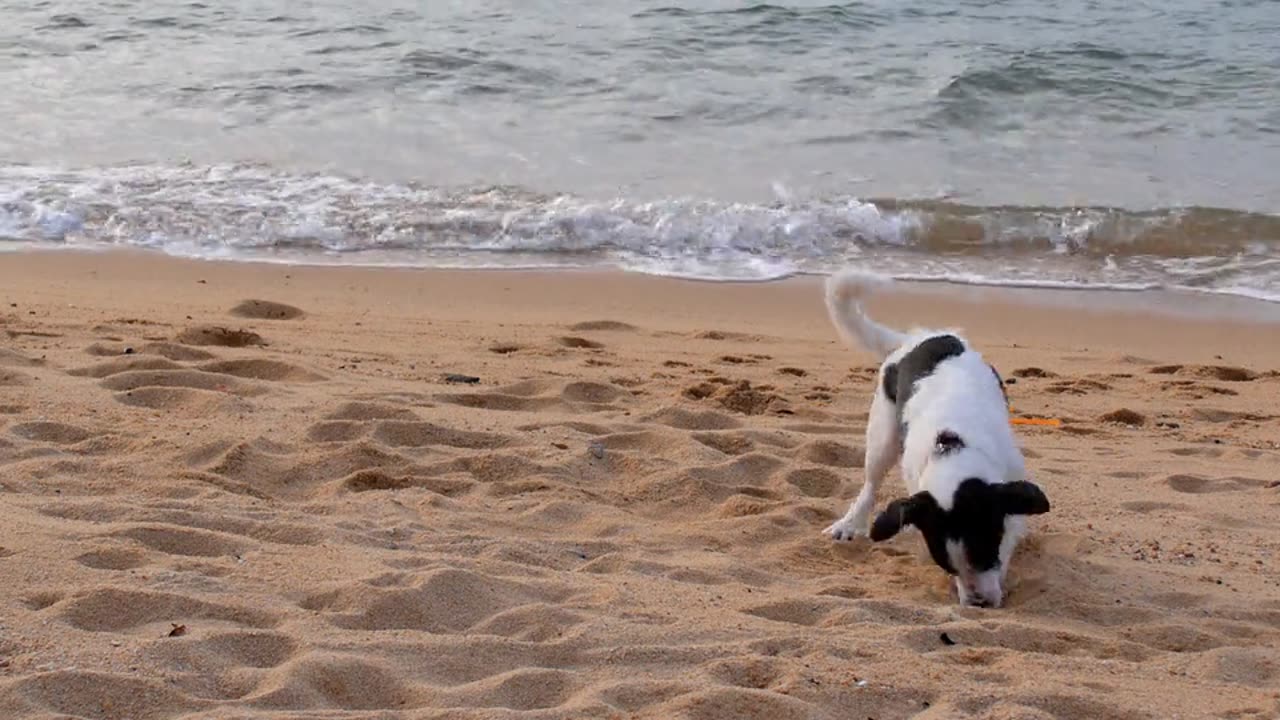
(870, 475, 1049, 608)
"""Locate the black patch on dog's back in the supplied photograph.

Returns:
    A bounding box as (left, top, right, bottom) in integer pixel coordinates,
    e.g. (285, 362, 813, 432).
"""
(882, 363, 900, 402)
(883, 334, 965, 406)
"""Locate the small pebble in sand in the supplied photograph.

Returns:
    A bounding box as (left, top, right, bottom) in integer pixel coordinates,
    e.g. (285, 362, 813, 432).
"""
(589, 442, 606, 459)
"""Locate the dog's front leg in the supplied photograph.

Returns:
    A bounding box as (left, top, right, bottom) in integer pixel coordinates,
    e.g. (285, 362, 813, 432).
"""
(826, 390, 899, 541)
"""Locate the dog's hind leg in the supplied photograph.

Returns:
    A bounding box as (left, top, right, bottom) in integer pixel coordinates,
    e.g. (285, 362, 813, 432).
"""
(825, 388, 900, 541)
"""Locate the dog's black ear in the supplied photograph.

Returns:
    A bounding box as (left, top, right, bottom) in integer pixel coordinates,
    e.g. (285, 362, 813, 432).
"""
(997, 481, 1050, 516)
(870, 492, 934, 541)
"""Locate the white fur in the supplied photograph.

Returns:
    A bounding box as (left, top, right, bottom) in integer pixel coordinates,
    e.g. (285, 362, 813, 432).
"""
(822, 270, 1030, 608)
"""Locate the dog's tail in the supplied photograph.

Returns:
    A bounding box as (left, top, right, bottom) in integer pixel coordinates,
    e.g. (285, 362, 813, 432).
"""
(824, 270, 906, 360)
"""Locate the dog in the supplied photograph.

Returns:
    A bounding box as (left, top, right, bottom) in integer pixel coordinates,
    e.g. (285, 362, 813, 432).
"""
(821, 271, 1049, 608)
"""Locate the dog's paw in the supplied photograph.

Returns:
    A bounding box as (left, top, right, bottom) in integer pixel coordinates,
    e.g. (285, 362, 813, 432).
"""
(824, 519, 868, 542)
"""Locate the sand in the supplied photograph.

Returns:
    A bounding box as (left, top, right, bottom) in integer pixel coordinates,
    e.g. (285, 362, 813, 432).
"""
(0, 250, 1277, 720)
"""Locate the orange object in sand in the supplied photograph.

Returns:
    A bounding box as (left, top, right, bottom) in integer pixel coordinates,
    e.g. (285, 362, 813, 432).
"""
(1011, 417, 1062, 427)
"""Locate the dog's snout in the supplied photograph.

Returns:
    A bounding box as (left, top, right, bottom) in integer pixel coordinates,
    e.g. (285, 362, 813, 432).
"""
(966, 595, 994, 608)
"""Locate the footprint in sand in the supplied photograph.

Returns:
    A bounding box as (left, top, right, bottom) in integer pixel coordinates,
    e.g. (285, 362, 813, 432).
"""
(1149, 364, 1258, 382)
(1125, 623, 1226, 653)
(569, 320, 636, 332)
(175, 325, 266, 348)
(440, 389, 560, 412)
(199, 359, 326, 383)
(339, 469, 472, 496)
(595, 429, 679, 453)
(248, 653, 420, 710)
(1120, 500, 1189, 513)
(1012, 367, 1059, 378)
(76, 547, 149, 571)
(1190, 408, 1276, 424)
(1046, 378, 1111, 395)
(151, 630, 298, 671)
(137, 342, 218, 361)
(694, 330, 758, 341)
(326, 401, 418, 422)
(0, 369, 30, 387)
(796, 439, 863, 468)
(23, 589, 65, 611)
(741, 598, 843, 627)
(114, 524, 250, 558)
(8, 671, 203, 719)
(373, 420, 517, 450)
(1099, 408, 1146, 426)
(191, 439, 388, 501)
(782, 422, 853, 435)
(58, 587, 279, 632)
(79, 359, 273, 412)
(691, 431, 756, 456)
(9, 421, 97, 445)
(784, 467, 843, 497)
(1166, 474, 1270, 494)
(306, 568, 570, 634)
(556, 336, 605, 350)
(683, 380, 791, 416)
(116, 386, 248, 413)
(85, 341, 218, 362)
(0, 347, 43, 367)
(646, 407, 743, 431)
(1195, 647, 1280, 688)
(229, 299, 305, 321)
(1159, 380, 1239, 399)
(702, 656, 784, 690)
(307, 421, 371, 443)
(69, 356, 184, 378)
(101, 369, 254, 395)
(685, 454, 787, 494)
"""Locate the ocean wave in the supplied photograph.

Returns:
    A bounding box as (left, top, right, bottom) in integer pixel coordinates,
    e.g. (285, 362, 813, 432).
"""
(1, 163, 1278, 301)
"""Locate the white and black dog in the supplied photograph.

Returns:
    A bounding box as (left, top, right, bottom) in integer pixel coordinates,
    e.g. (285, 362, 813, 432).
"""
(822, 271, 1049, 608)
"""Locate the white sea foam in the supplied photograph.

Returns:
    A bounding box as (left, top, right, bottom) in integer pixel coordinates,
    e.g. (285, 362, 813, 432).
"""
(1, 163, 1278, 302)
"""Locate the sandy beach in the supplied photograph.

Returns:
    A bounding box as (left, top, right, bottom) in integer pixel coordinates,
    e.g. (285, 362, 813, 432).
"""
(0, 250, 1277, 720)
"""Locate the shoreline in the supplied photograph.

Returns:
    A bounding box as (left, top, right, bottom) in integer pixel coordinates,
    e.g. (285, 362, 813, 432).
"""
(7, 246, 1280, 327)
